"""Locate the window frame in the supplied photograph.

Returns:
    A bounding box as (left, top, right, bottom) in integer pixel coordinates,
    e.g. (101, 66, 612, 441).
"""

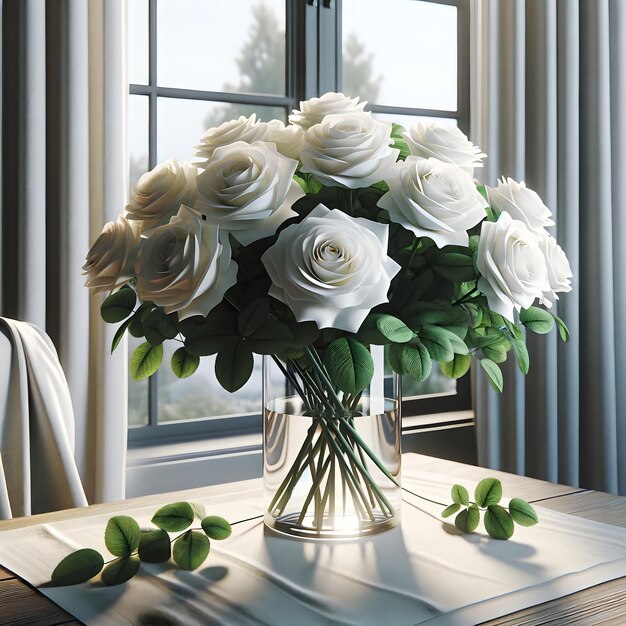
(127, 0, 472, 447)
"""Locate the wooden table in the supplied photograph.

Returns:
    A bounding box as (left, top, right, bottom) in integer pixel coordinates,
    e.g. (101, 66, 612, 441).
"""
(1, 453, 626, 626)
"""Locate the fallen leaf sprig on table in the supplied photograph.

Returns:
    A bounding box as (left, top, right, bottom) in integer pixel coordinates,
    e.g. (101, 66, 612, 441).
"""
(46, 501, 235, 587)
(440, 478, 538, 539)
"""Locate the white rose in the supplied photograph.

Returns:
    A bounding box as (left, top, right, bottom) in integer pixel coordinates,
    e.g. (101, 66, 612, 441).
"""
(487, 177, 555, 233)
(135, 206, 237, 320)
(300, 112, 399, 189)
(537, 232, 573, 307)
(195, 114, 267, 161)
(289, 92, 367, 130)
(194, 141, 304, 246)
(404, 122, 486, 175)
(476, 212, 550, 321)
(261, 204, 401, 332)
(83, 215, 139, 293)
(125, 159, 197, 230)
(378, 156, 488, 248)
(258, 119, 304, 161)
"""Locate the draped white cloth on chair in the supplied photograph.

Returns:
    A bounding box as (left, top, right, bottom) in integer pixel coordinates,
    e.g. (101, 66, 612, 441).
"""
(0, 318, 87, 518)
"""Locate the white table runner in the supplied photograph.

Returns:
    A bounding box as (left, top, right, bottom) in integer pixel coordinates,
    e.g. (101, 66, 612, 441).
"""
(2, 457, 626, 625)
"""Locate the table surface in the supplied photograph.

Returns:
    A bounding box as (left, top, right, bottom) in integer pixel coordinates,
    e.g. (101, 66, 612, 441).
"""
(1, 453, 626, 626)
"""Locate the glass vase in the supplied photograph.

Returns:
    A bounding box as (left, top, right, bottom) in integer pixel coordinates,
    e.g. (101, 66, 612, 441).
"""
(263, 346, 401, 539)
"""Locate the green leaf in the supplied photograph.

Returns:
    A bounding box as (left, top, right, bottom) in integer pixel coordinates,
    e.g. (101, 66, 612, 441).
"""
(130, 342, 163, 381)
(246, 319, 293, 355)
(101, 287, 136, 323)
(504, 318, 524, 340)
(105, 516, 141, 557)
(476, 184, 489, 202)
(441, 354, 471, 379)
(508, 498, 539, 527)
(388, 342, 432, 382)
(391, 123, 410, 160)
(184, 309, 238, 356)
(508, 334, 530, 375)
(50, 549, 104, 586)
(215, 338, 254, 392)
(551, 313, 570, 342)
(138, 529, 171, 563)
(237, 298, 270, 337)
(474, 478, 503, 507)
(357, 314, 413, 345)
(419, 326, 454, 362)
(171, 347, 200, 379)
(464, 302, 483, 327)
(323, 337, 374, 395)
(445, 324, 468, 340)
(375, 314, 413, 343)
(101, 556, 140, 586)
(143, 309, 178, 345)
(442, 503, 461, 519)
(201, 516, 232, 540)
(482, 344, 508, 364)
(455, 504, 480, 533)
(484, 504, 514, 539)
(295, 173, 323, 194)
(519, 307, 554, 334)
(409, 306, 466, 327)
(447, 333, 470, 355)
(290, 321, 321, 349)
(111, 317, 133, 353)
(151, 502, 194, 532)
(480, 358, 504, 392)
(432, 253, 477, 282)
(129, 316, 145, 338)
(451, 484, 470, 506)
(293, 174, 308, 192)
(173, 531, 210, 571)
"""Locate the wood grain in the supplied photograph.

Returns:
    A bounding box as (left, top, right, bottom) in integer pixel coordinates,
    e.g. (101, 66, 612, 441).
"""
(0, 566, 15, 581)
(0, 578, 76, 626)
(1, 453, 625, 626)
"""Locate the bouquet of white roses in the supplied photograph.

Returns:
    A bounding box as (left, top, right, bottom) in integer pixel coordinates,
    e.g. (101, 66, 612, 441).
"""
(84, 92, 572, 532)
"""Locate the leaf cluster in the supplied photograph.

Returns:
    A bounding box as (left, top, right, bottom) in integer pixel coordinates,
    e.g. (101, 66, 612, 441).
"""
(98, 172, 570, 396)
(441, 478, 538, 540)
(47, 502, 232, 587)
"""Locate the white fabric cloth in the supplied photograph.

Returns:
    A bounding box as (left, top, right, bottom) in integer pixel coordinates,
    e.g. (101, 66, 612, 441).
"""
(0, 318, 87, 518)
(1, 457, 626, 625)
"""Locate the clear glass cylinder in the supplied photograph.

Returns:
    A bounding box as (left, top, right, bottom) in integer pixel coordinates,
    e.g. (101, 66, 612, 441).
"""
(263, 346, 401, 539)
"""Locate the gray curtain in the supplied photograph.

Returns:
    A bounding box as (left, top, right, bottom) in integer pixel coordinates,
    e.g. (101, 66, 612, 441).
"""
(1, 0, 128, 503)
(471, 0, 626, 494)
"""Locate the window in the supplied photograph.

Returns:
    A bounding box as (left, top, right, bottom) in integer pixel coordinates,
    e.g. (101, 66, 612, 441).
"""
(127, 0, 470, 444)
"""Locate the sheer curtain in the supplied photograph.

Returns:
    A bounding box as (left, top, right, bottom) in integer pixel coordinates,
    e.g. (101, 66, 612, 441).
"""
(1, 0, 128, 503)
(471, 0, 626, 494)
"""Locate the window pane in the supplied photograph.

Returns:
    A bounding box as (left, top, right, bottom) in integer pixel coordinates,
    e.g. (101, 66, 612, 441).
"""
(372, 113, 457, 128)
(128, 95, 149, 194)
(128, 335, 149, 426)
(128, 0, 149, 85)
(342, 0, 457, 111)
(157, 0, 286, 95)
(158, 343, 261, 422)
(157, 97, 286, 163)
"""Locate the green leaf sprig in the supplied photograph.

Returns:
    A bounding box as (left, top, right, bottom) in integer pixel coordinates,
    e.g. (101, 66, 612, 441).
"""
(441, 478, 538, 539)
(47, 502, 233, 587)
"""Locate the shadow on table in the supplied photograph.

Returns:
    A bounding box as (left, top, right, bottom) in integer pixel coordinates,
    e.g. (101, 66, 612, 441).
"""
(262, 523, 441, 624)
